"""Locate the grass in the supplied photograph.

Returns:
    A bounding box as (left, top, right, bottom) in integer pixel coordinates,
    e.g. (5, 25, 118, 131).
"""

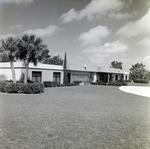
(0, 85, 150, 149)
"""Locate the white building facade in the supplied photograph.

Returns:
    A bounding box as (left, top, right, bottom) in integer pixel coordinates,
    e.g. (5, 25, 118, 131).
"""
(0, 62, 129, 84)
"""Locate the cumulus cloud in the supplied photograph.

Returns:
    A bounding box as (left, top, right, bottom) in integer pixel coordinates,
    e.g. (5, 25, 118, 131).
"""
(0, 34, 16, 39)
(60, 0, 132, 23)
(2, 0, 34, 5)
(82, 40, 128, 64)
(22, 25, 63, 37)
(116, 8, 150, 37)
(79, 25, 111, 46)
(138, 38, 150, 47)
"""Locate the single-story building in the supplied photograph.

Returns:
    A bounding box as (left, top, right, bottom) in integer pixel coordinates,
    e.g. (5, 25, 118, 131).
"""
(0, 62, 129, 84)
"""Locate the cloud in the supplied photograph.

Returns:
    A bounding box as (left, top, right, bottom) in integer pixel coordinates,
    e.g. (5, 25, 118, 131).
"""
(108, 11, 132, 19)
(10, 24, 23, 30)
(116, 8, 150, 37)
(79, 25, 111, 46)
(138, 38, 150, 47)
(0, 34, 16, 39)
(82, 40, 128, 65)
(60, 0, 132, 23)
(2, 0, 34, 5)
(76, 56, 83, 60)
(144, 56, 150, 61)
(143, 56, 150, 70)
(22, 25, 63, 37)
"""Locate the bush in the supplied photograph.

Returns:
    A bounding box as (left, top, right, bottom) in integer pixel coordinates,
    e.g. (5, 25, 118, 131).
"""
(43, 81, 59, 87)
(90, 81, 103, 85)
(0, 81, 6, 92)
(0, 74, 7, 81)
(18, 83, 32, 94)
(5, 82, 19, 93)
(65, 83, 73, 86)
(108, 80, 127, 86)
(133, 79, 149, 84)
(73, 81, 82, 86)
(18, 83, 44, 94)
(0, 82, 44, 94)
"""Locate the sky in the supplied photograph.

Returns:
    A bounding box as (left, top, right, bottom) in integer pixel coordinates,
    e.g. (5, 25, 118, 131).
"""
(0, 0, 150, 71)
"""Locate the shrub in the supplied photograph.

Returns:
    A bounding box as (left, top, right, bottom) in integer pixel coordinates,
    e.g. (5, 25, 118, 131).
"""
(65, 83, 73, 86)
(43, 81, 59, 87)
(73, 81, 82, 86)
(0, 82, 44, 94)
(18, 83, 44, 94)
(18, 83, 32, 94)
(5, 82, 19, 93)
(0, 81, 6, 92)
(0, 74, 7, 81)
(30, 83, 44, 94)
(108, 80, 127, 86)
(90, 81, 103, 85)
(133, 79, 149, 84)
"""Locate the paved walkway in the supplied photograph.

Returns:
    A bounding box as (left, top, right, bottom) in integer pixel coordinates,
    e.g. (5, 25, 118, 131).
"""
(119, 86, 150, 98)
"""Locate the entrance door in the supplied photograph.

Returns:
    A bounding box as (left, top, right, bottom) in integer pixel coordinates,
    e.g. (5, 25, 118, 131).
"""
(67, 73, 71, 83)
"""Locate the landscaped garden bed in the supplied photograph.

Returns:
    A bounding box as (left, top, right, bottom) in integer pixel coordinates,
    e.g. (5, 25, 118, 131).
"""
(0, 81, 44, 94)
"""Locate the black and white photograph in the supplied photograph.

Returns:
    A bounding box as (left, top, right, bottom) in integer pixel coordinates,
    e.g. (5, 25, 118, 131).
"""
(0, 0, 150, 148)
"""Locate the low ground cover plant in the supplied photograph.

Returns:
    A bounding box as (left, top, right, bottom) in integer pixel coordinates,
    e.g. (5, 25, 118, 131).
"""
(0, 81, 44, 94)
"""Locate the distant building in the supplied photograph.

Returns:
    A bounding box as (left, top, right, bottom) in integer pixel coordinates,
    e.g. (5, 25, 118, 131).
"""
(0, 62, 129, 84)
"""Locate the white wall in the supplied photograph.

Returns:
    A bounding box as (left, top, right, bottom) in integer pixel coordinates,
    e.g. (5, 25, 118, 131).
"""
(0, 68, 22, 81)
(70, 71, 90, 83)
(28, 69, 63, 84)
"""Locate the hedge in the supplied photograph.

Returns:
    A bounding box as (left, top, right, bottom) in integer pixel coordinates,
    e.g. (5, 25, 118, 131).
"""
(72, 81, 82, 86)
(0, 82, 44, 94)
(43, 81, 59, 87)
(133, 79, 149, 84)
(108, 80, 127, 86)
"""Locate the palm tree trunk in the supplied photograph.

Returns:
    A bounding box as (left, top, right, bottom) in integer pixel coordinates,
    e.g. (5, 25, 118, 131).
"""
(24, 62, 29, 83)
(10, 61, 16, 83)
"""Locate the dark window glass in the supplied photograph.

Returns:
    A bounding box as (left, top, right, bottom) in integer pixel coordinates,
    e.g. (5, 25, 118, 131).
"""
(32, 71, 42, 82)
(53, 72, 60, 84)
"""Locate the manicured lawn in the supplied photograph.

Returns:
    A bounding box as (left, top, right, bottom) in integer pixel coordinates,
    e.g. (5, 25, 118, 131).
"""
(0, 85, 150, 149)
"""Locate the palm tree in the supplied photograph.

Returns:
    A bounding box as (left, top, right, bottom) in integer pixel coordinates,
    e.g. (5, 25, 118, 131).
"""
(0, 37, 18, 83)
(17, 34, 48, 83)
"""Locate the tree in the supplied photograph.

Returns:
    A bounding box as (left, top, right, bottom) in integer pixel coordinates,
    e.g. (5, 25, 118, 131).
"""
(42, 55, 63, 65)
(129, 63, 149, 80)
(0, 37, 18, 83)
(110, 60, 122, 69)
(17, 34, 48, 83)
(0, 52, 9, 62)
(63, 52, 68, 85)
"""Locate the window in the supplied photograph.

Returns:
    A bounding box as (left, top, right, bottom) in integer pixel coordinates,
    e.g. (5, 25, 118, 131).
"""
(32, 71, 42, 82)
(53, 72, 61, 84)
